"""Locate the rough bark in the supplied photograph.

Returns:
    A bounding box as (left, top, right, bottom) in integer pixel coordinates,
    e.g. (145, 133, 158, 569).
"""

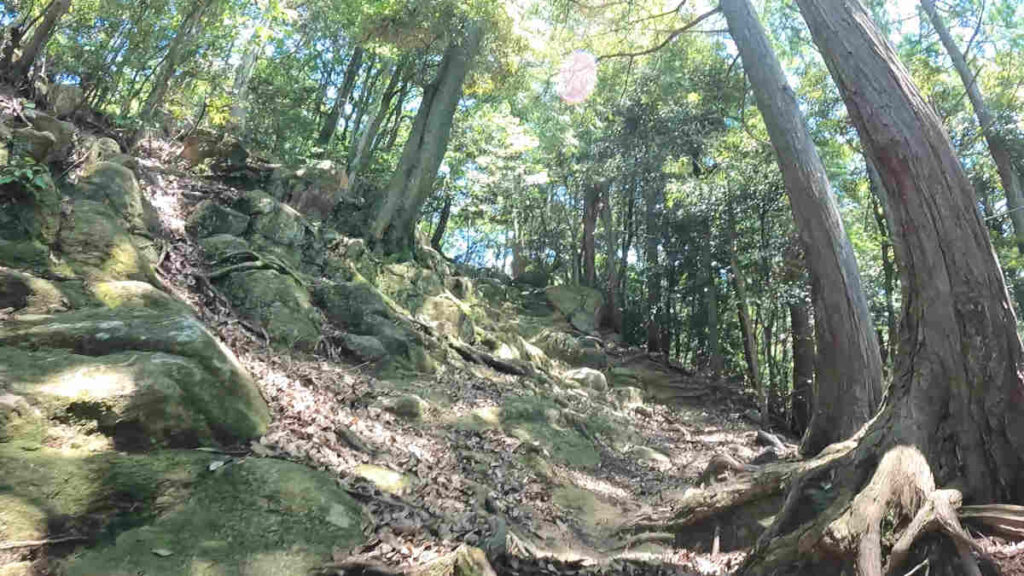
(9, 0, 71, 81)
(741, 0, 1024, 572)
(721, 0, 883, 456)
(921, 0, 1024, 254)
(789, 298, 813, 437)
(368, 24, 483, 254)
(317, 46, 364, 151)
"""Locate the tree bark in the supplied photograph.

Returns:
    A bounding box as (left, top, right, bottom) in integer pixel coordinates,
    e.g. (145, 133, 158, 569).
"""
(789, 298, 813, 436)
(317, 46, 364, 151)
(742, 0, 1024, 572)
(9, 0, 71, 81)
(368, 24, 483, 254)
(721, 0, 883, 456)
(920, 0, 1024, 254)
(581, 181, 603, 288)
(137, 0, 215, 135)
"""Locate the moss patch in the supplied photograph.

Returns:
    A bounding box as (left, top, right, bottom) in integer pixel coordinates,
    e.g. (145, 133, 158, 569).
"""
(500, 397, 600, 469)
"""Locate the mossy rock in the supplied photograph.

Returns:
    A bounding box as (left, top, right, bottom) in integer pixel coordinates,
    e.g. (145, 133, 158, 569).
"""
(86, 280, 189, 313)
(609, 366, 672, 390)
(500, 397, 599, 469)
(534, 330, 608, 369)
(250, 200, 306, 248)
(75, 162, 150, 233)
(384, 394, 428, 421)
(0, 239, 49, 269)
(315, 280, 392, 333)
(268, 160, 355, 221)
(218, 269, 320, 352)
(58, 199, 155, 282)
(0, 307, 270, 446)
(11, 128, 55, 162)
(352, 464, 413, 496)
(186, 201, 250, 239)
(198, 234, 250, 265)
(551, 486, 623, 535)
(0, 167, 60, 246)
(544, 286, 603, 335)
(0, 268, 67, 315)
(60, 457, 364, 576)
(417, 295, 475, 343)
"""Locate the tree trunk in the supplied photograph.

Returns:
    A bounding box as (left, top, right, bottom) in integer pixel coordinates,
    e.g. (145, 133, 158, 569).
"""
(921, 0, 1024, 254)
(317, 46, 364, 151)
(600, 184, 622, 331)
(789, 298, 813, 437)
(581, 181, 603, 288)
(743, 0, 1024, 572)
(644, 177, 665, 353)
(721, 0, 883, 456)
(227, 28, 261, 136)
(368, 24, 483, 254)
(430, 192, 451, 253)
(703, 222, 723, 374)
(350, 64, 405, 188)
(729, 211, 762, 396)
(9, 0, 71, 81)
(137, 0, 214, 135)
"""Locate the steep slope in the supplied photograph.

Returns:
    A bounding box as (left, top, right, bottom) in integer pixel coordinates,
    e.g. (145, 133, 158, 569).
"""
(0, 90, 786, 576)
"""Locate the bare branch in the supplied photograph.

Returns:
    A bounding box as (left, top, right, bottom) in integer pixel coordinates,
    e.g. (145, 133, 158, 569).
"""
(597, 7, 721, 61)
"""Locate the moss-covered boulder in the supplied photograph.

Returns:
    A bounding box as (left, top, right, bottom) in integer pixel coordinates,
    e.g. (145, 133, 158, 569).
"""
(218, 269, 320, 351)
(418, 295, 475, 343)
(198, 234, 250, 264)
(24, 110, 75, 162)
(340, 333, 387, 361)
(315, 280, 392, 333)
(11, 127, 55, 162)
(268, 160, 356, 221)
(534, 330, 608, 369)
(0, 268, 67, 315)
(186, 201, 250, 238)
(544, 285, 604, 335)
(62, 457, 363, 576)
(58, 199, 154, 282)
(0, 166, 60, 247)
(500, 397, 600, 469)
(0, 306, 270, 448)
(75, 162, 153, 234)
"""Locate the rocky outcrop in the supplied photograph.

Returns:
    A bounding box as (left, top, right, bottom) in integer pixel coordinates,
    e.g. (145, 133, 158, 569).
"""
(269, 160, 356, 221)
(544, 285, 604, 335)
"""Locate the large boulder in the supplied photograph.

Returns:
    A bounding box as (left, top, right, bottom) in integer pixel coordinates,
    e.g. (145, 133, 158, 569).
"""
(11, 127, 55, 162)
(218, 269, 320, 351)
(0, 268, 67, 315)
(269, 160, 354, 221)
(0, 167, 60, 247)
(314, 280, 392, 333)
(23, 110, 75, 163)
(75, 161, 154, 234)
(47, 83, 85, 117)
(544, 285, 604, 334)
(565, 367, 608, 392)
(0, 306, 270, 449)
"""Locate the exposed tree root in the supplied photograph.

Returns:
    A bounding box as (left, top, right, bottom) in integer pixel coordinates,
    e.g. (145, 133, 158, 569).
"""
(449, 341, 532, 376)
(741, 444, 998, 576)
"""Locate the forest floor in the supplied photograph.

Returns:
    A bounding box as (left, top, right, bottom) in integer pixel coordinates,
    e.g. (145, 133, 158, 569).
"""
(134, 140, 791, 576)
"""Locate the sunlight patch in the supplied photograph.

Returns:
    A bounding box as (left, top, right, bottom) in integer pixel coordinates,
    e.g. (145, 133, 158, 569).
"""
(557, 51, 598, 105)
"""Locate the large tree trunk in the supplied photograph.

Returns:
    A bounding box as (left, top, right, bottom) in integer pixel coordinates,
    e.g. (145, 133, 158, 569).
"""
(581, 181, 603, 288)
(137, 0, 214, 135)
(317, 46, 364, 151)
(742, 0, 1024, 572)
(9, 0, 71, 81)
(921, 0, 1024, 254)
(721, 0, 883, 456)
(368, 24, 483, 254)
(600, 184, 622, 331)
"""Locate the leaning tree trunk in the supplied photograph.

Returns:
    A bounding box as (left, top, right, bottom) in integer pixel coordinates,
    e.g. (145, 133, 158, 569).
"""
(742, 0, 1024, 573)
(9, 0, 71, 81)
(368, 24, 483, 254)
(921, 0, 1024, 254)
(721, 0, 883, 456)
(430, 192, 451, 253)
(350, 63, 405, 190)
(317, 46, 364, 151)
(137, 0, 214, 135)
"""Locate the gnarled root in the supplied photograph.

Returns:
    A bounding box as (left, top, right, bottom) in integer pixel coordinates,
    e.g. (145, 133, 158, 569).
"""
(742, 445, 991, 576)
